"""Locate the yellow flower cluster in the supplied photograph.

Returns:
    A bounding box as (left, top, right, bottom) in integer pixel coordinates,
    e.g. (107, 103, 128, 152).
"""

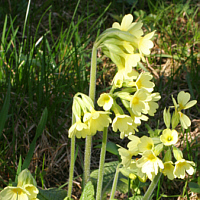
(119, 130, 195, 181)
(101, 14, 155, 75)
(0, 169, 39, 200)
(118, 90, 196, 181)
(68, 93, 111, 138)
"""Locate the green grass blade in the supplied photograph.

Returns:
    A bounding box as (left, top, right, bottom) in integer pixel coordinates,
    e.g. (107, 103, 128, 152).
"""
(0, 82, 10, 138)
(22, 107, 48, 170)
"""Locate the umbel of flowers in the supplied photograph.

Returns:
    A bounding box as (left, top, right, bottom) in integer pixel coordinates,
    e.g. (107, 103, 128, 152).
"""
(67, 14, 197, 200)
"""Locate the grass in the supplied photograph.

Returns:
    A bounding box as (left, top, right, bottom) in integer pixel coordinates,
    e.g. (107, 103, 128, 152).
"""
(0, 0, 199, 199)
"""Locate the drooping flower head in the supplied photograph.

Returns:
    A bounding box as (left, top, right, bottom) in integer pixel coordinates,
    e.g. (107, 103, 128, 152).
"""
(83, 110, 111, 135)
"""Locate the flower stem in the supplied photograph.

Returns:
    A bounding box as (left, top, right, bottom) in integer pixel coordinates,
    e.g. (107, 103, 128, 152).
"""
(96, 127, 108, 200)
(83, 45, 97, 187)
(143, 172, 162, 200)
(67, 114, 76, 198)
(110, 163, 121, 199)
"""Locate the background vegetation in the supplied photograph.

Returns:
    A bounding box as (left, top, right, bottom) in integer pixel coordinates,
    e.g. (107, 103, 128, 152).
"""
(0, 0, 199, 199)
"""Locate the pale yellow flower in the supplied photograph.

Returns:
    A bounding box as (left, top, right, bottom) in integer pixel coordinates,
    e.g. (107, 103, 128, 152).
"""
(0, 169, 39, 200)
(97, 93, 113, 111)
(179, 112, 191, 129)
(160, 129, 178, 146)
(120, 122, 138, 139)
(146, 92, 161, 116)
(177, 91, 197, 111)
(124, 53, 141, 73)
(127, 135, 141, 155)
(138, 136, 154, 153)
(172, 91, 197, 129)
(83, 110, 111, 135)
(138, 31, 155, 56)
(0, 186, 30, 200)
(174, 159, 195, 179)
(112, 114, 133, 133)
(68, 120, 88, 138)
(162, 161, 175, 180)
(130, 89, 149, 116)
(136, 72, 155, 92)
(118, 147, 133, 168)
(136, 150, 164, 181)
(112, 14, 143, 38)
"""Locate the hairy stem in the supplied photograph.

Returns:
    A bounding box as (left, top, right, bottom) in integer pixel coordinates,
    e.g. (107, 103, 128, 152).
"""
(67, 114, 76, 198)
(96, 127, 108, 200)
(83, 45, 97, 187)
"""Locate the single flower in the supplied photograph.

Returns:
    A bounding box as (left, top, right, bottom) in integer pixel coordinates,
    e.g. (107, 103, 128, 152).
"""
(112, 114, 133, 133)
(138, 31, 155, 56)
(177, 91, 197, 111)
(97, 93, 113, 111)
(83, 110, 111, 135)
(136, 150, 164, 181)
(68, 120, 89, 138)
(118, 147, 133, 168)
(174, 159, 195, 179)
(130, 89, 149, 116)
(135, 72, 155, 92)
(138, 136, 154, 153)
(162, 161, 175, 180)
(160, 129, 178, 146)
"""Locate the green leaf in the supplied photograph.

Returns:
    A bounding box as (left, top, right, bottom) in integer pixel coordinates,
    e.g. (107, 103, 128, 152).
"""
(188, 182, 200, 194)
(22, 107, 48, 169)
(80, 181, 95, 200)
(37, 188, 67, 200)
(94, 142, 119, 156)
(0, 83, 10, 138)
(90, 161, 128, 198)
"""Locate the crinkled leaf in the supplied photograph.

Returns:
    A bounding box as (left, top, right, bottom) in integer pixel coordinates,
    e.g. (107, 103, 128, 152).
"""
(37, 188, 67, 200)
(80, 181, 95, 200)
(90, 161, 128, 199)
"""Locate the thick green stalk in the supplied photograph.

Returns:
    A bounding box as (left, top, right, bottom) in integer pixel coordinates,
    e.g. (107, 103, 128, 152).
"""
(83, 45, 97, 187)
(96, 127, 108, 200)
(67, 114, 76, 198)
(143, 172, 162, 200)
(109, 163, 121, 199)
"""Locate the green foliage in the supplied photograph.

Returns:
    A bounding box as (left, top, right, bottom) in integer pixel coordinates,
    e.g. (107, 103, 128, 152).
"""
(22, 107, 48, 170)
(189, 182, 200, 194)
(80, 181, 95, 200)
(90, 161, 129, 198)
(0, 83, 10, 138)
(37, 188, 67, 200)
(94, 141, 119, 156)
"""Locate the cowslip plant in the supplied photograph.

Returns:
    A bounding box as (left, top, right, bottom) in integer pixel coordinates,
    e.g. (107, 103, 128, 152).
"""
(66, 14, 197, 200)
